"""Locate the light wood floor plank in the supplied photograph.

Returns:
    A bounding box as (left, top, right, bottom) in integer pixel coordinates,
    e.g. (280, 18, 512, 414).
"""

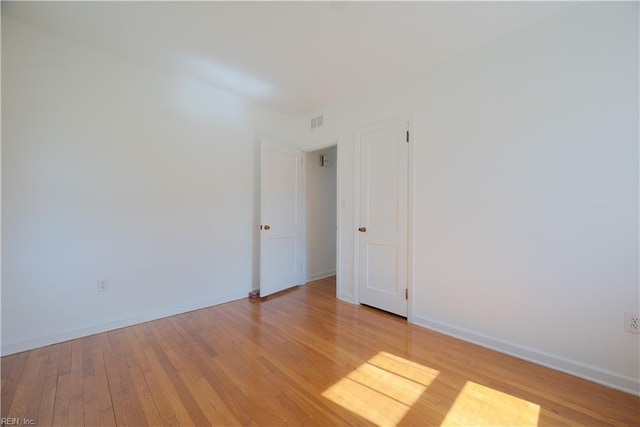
(1, 351, 29, 415)
(36, 372, 58, 426)
(2, 277, 638, 426)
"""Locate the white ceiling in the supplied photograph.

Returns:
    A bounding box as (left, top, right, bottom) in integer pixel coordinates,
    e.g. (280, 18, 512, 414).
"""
(2, 1, 576, 115)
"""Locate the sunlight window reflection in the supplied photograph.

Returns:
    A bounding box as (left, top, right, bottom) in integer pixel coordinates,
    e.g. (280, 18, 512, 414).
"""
(185, 56, 275, 99)
(322, 351, 440, 426)
(441, 381, 540, 426)
(323, 352, 541, 426)
(175, 78, 248, 124)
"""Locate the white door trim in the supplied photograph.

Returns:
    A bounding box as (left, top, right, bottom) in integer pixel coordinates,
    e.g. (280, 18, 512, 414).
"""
(353, 115, 414, 322)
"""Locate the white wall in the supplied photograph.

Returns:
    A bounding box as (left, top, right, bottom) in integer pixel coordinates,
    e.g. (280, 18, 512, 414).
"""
(1, 19, 298, 355)
(305, 146, 337, 282)
(300, 3, 639, 394)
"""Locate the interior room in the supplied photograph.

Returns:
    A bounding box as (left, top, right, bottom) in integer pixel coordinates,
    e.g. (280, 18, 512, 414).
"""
(2, 1, 638, 425)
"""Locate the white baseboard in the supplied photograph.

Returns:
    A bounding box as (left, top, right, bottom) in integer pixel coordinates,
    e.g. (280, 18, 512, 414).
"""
(1, 291, 249, 356)
(306, 270, 336, 283)
(337, 293, 355, 304)
(412, 314, 640, 396)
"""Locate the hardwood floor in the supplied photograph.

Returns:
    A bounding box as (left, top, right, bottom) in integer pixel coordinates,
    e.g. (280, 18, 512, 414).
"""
(2, 277, 638, 426)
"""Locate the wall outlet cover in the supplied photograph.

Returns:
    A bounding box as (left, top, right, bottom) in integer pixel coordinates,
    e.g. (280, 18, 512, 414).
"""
(97, 279, 109, 292)
(624, 312, 639, 334)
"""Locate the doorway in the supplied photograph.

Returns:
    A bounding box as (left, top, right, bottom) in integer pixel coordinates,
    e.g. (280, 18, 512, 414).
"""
(305, 145, 338, 283)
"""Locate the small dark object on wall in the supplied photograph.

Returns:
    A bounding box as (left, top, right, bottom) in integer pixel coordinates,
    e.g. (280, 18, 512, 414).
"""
(248, 290, 260, 299)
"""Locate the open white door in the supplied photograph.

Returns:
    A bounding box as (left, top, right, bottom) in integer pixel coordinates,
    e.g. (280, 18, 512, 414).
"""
(358, 121, 409, 316)
(260, 140, 304, 297)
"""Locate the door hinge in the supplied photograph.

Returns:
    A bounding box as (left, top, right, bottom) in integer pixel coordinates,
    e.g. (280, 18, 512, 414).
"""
(406, 130, 410, 142)
(405, 288, 408, 300)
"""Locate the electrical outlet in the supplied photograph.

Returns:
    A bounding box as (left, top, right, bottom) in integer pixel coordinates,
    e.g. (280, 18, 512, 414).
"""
(97, 279, 109, 292)
(624, 312, 639, 334)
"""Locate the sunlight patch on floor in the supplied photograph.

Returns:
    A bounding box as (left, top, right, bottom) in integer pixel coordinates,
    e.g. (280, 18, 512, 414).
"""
(441, 381, 540, 426)
(322, 351, 440, 426)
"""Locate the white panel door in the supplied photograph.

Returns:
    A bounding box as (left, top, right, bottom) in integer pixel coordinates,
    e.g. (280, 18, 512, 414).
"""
(260, 140, 303, 297)
(358, 122, 409, 316)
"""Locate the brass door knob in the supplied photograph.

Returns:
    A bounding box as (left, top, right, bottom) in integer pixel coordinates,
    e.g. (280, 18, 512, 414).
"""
(358, 227, 366, 232)
(263, 225, 271, 230)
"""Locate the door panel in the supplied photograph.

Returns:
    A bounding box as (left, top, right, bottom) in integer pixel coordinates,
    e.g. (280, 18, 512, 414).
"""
(366, 244, 398, 294)
(358, 122, 409, 316)
(260, 140, 303, 297)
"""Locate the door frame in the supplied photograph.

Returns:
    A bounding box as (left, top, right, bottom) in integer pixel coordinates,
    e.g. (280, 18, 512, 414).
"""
(353, 115, 415, 322)
(301, 142, 339, 291)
